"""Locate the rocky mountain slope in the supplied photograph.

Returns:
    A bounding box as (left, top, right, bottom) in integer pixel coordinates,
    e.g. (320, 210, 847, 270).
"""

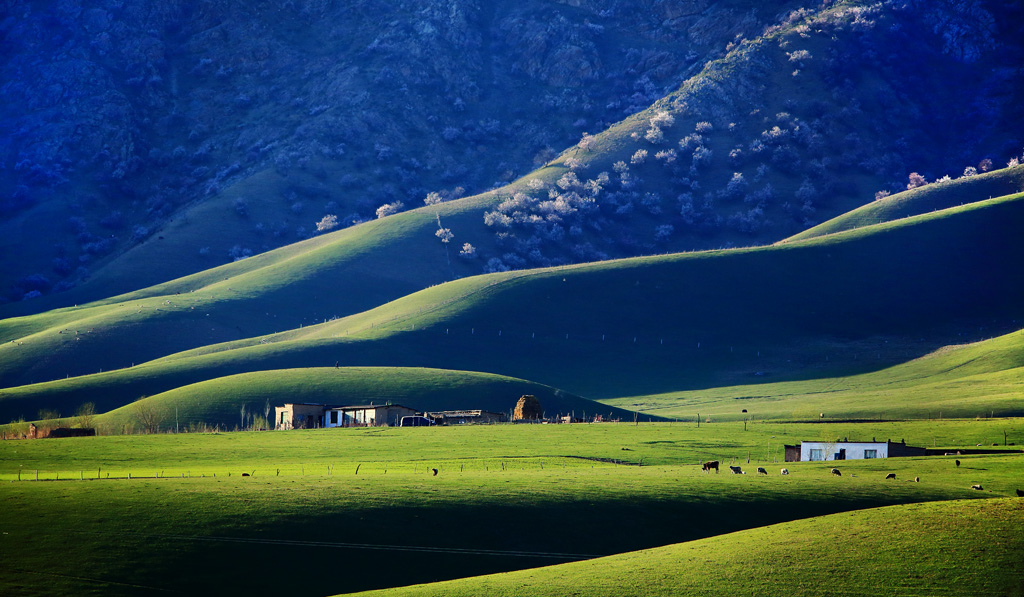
(1, 0, 795, 302)
(2, 0, 1022, 308)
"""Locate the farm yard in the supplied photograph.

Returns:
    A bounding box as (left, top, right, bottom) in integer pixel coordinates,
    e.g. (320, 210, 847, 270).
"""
(1, 420, 1022, 596)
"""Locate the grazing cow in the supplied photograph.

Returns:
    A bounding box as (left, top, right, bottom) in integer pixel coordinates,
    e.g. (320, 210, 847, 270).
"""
(780, 468, 789, 475)
(729, 465, 744, 474)
(702, 460, 720, 474)
(1015, 489, 1024, 497)
(241, 472, 250, 477)
(971, 484, 983, 491)
(756, 467, 768, 475)
(431, 468, 438, 476)
(885, 473, 896, 480)
(955, 459, 961, 467)
(914, 477, 920, 482)
(830, 468, 841, 477)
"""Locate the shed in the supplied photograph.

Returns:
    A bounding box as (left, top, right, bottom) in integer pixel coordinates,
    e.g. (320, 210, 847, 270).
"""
(400, 415, 434, 427)
(427, 410, 507, 425)
(275, 403, 327, 430)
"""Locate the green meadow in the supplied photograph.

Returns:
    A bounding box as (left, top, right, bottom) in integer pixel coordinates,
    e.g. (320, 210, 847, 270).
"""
(1, 420, 1021, 480)
(1, 422, 1022, 596)
(354, 498, 1024, 597)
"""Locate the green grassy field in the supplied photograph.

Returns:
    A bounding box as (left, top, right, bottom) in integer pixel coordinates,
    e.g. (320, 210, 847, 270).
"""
(1, 419, 1021, 480)
(351, 498, 1024, 597)
(1, 422, 1021, 596)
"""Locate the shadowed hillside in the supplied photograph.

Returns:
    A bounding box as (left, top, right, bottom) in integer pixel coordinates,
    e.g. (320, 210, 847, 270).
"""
(0, 0, 806, 304)
(350, 498, 1024, 597)
(3, 0, 1021, 311)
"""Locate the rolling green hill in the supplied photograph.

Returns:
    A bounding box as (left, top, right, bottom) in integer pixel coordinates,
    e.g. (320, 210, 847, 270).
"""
(3, 190, 1023, 423)
(0, 188, 531, 387)
(352, 498, 1024, 597)
(785, 165, 1024, 242)
(91, 367, 639, 433)
(608, 328, 1024, 421)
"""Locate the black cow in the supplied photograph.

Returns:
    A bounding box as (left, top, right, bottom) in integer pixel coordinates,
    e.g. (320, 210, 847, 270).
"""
(702, 460, 720, 473)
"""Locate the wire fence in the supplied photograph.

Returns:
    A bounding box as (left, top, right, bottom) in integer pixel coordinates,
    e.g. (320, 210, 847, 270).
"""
(0, 456, 663, 482)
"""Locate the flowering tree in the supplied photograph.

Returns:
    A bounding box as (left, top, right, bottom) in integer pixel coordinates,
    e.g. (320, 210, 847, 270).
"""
(435, 227, 454, 243)
(376, 201, 404, 218)
(906, 172, 927, 189)
(315, 214, 339, 232)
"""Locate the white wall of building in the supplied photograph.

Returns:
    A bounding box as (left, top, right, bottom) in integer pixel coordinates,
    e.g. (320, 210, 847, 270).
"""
(800, 442, 888, 461)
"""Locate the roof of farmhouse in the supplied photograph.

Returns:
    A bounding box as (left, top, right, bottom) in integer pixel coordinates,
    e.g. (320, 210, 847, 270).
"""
(324, 403, 416, 411)
(281, 402, 417, 411)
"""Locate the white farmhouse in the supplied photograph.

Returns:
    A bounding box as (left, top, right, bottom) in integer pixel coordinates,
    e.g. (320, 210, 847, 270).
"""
(785, 439, 927, 462)
(323, 404, 418, 428)
(275, 402, 418, 429)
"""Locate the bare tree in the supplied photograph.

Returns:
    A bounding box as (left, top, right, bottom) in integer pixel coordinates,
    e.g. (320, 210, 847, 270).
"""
(75, 402, 96, 430)
(132, 400, 162, 434)
(815, 429, 840, 462)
